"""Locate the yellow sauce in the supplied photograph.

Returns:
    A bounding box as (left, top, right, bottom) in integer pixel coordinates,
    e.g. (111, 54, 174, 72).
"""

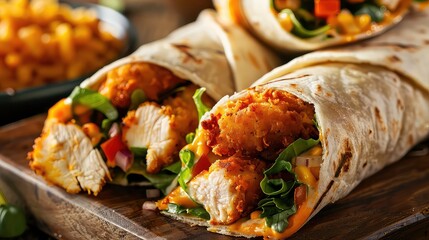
(227, 200, 314, 238)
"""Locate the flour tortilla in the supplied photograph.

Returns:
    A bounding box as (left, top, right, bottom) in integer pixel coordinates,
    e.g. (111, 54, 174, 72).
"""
(214, 0, 411, 52)
(81, 9, 280, 100)
(162, 7, 429, 238)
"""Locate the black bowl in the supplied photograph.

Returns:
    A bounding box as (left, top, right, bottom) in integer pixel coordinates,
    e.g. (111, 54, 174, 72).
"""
(0, 2, 137, 126)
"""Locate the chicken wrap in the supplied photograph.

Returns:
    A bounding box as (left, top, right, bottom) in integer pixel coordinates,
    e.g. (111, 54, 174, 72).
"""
(214, 0, 421, 52)
(155, 7, 429, 238)
(27, 9, 280, 196)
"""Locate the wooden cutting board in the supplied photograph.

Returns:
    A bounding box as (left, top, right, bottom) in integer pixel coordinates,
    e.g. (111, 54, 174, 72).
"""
(1, 115, 428, 240)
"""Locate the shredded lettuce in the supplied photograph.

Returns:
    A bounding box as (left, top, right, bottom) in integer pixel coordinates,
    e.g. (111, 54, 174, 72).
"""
(280, 9, 330, 38)
(111, 160, 181, 195)
(167, 203, 210, 220)
(69, 86, 118, 120)
(259, 138, 319, 233)
(177, 149, 195, 192)
(192, 87, 211, 121)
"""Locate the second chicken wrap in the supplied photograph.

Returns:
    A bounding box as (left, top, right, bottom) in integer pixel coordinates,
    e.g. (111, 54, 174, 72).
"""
(156, 7, 429, 239)
(28, 9, 280, 196)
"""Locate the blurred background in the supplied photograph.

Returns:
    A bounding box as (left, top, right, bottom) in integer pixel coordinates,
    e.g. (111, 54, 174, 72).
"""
(0, 0, 213, 125)
(0, 0, 212, 238)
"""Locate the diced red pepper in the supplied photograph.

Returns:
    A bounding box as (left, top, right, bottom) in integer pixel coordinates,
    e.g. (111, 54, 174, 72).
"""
(294, 185, 307, 207)
(100, 134, 128, 167)
(314, 0, 341, 18)
(192, 155, 211, 177)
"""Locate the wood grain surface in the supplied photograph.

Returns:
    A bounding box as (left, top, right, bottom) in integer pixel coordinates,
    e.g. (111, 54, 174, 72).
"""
(1, 115, 428, 240)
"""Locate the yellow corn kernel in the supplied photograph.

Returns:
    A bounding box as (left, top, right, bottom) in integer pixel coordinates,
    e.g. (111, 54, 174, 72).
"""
(250, 211, 262, 220)
(356, 14, 371, 31)
(5, 53, 21, 68)
(55, 23, 74, 62)
(278, 12, 293, 32)
(73, 25, 92, 44)
(18, 25, 43, 58)
(16, 64, 32, 84)
(337, 10, 360, 35)
(309, 145, 323, 156)
(82, 123, 103, 146)
(0, 19, 15, 41)
(295, 165, 317, 189)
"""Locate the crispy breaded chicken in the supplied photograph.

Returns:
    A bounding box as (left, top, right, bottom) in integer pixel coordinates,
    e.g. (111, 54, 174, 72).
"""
(122, 85, 212, 173)
(201, 88, 318, 160)
(29, 120, 110, 195)
(98, 62, 186, 108)
(188, 156, 266, 225)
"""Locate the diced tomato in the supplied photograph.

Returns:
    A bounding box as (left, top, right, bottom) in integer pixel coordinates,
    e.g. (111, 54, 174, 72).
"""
(100, 134, 128, 167)
(192, 155, 211, 176)
(314, 0, 341, 18)
(294, 185, 307, 207)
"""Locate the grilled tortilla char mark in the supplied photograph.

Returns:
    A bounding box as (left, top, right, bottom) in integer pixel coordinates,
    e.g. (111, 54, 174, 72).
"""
(188, 156, 266, 225)
(122, 85, 212, 174)
(98, 62, 187, 108)
(201, 88, 318, 161)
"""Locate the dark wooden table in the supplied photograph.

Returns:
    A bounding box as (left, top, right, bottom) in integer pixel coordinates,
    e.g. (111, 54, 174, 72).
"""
(1, 115, 429, 239)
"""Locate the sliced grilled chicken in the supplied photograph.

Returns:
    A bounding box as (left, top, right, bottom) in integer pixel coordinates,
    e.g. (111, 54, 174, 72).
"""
(29, 120, 110, 195)
(188, 156, 266, 225)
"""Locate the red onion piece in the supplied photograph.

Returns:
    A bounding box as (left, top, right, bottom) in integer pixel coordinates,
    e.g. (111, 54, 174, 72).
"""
(109, 123, 120, 138)
(142, 201, 157, 211)
(115, 149, 134, 172)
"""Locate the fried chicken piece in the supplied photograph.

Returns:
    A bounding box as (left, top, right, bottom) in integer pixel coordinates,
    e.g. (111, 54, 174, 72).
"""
(188, 156, 266, 225)
(98, 62, 186, 108)
(29, 120, 110, 195)
(122, 85, 213, 173)
(201, 88, 318, 160)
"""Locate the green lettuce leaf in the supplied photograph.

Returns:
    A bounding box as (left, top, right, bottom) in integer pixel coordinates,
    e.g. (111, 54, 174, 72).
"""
(192, 87, 211, 121)
(258, 138, 319, 233)
(112, 160, 181, 195)
(279, 9, 330, 38)
(177, 149, 195, 192)
(167, 203, 210, 220)
(69, 86, 118, 120)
